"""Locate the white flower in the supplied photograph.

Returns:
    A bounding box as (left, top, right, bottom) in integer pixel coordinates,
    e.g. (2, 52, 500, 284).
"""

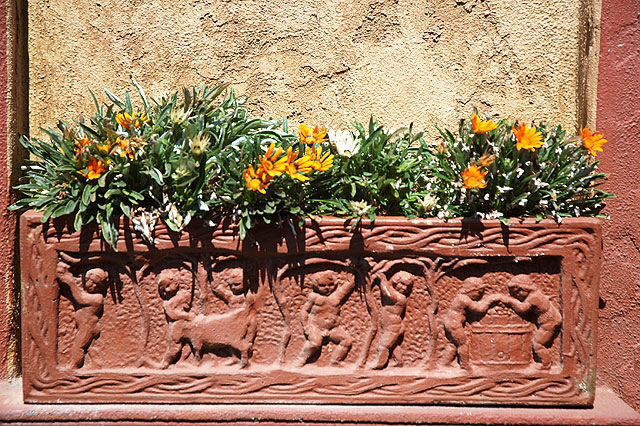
(328, 129, 359, 157)
(349, 200, 372, 217)
(497, 186, 512, 193)
(518, 198, 528, 206)
(419, 194, 438, 212)
(516, 168, 525, 178)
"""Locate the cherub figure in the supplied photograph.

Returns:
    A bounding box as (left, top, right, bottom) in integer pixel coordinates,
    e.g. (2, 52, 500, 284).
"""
(211, 267, 248, 310)
(56, 263, 109, 368)
(503, 274, 562, 369)
(158, 269, 196, 367)
(442, 277, 502, 370)
(370, 270, 414, 369)
(296, 270, 355, 367)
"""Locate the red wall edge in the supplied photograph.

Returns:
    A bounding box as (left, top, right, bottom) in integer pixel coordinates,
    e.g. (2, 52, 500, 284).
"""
(596, 0, 640, 411)
(0, 0, 17, 380)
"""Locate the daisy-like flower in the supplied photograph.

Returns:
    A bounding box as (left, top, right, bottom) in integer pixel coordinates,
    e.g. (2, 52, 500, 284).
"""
(471, 114, 498, 134)
(307, 145, 334, 171)
(283, 147, 313, 182)
(328, 129, 360, 157)
(75, 136, 93, 154)
(80, 157, 108, 180)
(189, 133, 211, 157)
(298, 124, 328, 145)
(113, 137, 134, 159)
(461, 164, 488, 189)
(512, 122, 543, 151)
(349, 200, 372, 217)
(581, 127, 607, 156)
(257, 142, 288, 177)
(96, 141, 111, 154)
(243, 164, 272, 194)
(115, 111, 150, 130)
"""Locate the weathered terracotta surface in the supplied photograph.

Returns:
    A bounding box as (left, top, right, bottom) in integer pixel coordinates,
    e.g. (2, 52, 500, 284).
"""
(20, 210, 601, 406)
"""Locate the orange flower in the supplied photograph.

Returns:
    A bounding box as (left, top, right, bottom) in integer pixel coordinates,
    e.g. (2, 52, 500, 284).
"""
(471, 114, 498, 134)
(512, 123, 543, 151)
(298, 124, 328, 145)
(113, 137, 134, 159)
(81, 157, 108, 180)
(257, 142, 288, 177)
(581, 127, 607, 156)
(461, 164, 488, 189)
(115, 111, 150, 130)
(283, 147, 312, 182)
(307, 145, 334, 171)
(478, 153, 496, 167)
(243, 164, 272, 194)
(75, 136, 93, 154)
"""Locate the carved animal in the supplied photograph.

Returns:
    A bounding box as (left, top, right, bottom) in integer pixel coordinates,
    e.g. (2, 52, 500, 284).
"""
(169, 304, 256, 367)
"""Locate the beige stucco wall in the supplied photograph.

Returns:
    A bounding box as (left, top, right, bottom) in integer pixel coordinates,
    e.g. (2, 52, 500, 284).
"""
(28, 0, 599, 139)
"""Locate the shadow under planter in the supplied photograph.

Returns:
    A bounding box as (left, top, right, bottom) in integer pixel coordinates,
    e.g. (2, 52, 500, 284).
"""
(19, 211, 601, 406)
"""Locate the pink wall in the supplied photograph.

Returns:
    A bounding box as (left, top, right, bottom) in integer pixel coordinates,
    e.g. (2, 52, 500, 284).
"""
(596, 0, 640, 411)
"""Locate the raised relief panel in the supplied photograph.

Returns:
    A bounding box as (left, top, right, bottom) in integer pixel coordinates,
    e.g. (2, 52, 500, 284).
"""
(20, 212, 600, 406)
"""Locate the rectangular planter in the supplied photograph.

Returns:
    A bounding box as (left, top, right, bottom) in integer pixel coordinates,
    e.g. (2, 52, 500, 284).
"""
(20, 210, 601, 406)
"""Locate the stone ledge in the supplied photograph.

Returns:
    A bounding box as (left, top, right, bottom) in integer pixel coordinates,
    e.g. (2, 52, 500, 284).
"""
(0, 380, 639, 425)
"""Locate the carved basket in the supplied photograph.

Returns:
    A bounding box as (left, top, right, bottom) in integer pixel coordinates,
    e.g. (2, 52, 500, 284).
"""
(20, 210, 601, 406)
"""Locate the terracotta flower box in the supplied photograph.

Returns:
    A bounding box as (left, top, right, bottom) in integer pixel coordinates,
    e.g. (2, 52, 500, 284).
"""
(20, 210, 601, 406)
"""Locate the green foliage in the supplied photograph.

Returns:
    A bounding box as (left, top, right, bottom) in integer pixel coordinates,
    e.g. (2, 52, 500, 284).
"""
(11, 82, 613, 248)
(427, 115, 612, 221)
(305, 118, 431, 222)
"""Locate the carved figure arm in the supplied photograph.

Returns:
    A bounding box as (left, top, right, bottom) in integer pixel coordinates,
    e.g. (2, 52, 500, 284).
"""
(379, 277, 407, 307)
(331, 273, 356, 305)
(64, 275, 103, 306)
(164, 292, 196, 321)
(210, 273, 232, 303)
(466, 297, 494, 314)
(299, 294, 315, 330)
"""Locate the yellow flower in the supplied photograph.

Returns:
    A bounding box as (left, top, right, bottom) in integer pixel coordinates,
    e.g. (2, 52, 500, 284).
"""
(243, 164, 273, 194)
(512, 123, 543, 151)
(115, 111, 150, 130)
(461, 164, 488, 189)
(307, 145, 334, 171)
(257, 142, 288, 177)
(283, 147, 312, 182)
(298, 124, 328, 145)
(81, 157, 108, 180)
(471, 114, 498, 134)
(581, 127, 607, 156)
(478, 153, 496, 167)
(96, 141, 111, 154)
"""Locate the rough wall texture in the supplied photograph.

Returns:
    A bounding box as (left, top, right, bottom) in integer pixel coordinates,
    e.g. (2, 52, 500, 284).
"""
(596, 0, 640, 411)
(1, 0, 28, 380)
(28, 0, 596, 139)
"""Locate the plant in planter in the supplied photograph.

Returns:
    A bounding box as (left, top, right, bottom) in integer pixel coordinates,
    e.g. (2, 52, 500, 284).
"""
(14, 82, 611, 406)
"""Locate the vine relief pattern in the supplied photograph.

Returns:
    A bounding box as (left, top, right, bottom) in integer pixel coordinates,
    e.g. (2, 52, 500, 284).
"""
(20, 214, 600, 405)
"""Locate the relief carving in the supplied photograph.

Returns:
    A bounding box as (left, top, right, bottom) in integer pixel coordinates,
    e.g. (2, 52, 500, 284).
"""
(157, 262, 258, 368)
(20, 215, 598, 405)
(296, 270, 355, 367)
(502, 274, 562, 369)
(442, 274, 562, 371)
(442, 277, 502, 370)
(56, 259, 110, 369)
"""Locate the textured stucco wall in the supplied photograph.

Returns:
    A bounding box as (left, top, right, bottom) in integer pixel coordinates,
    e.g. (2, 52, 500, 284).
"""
(596, 0, 640, 411)
(28, 0, 597, 139)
